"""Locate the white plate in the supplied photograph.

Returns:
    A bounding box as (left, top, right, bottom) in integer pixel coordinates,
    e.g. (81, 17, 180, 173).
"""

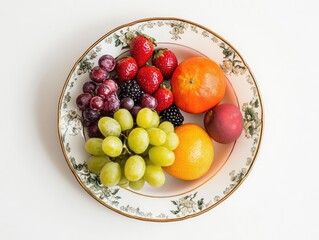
(58, 17, 263, 221)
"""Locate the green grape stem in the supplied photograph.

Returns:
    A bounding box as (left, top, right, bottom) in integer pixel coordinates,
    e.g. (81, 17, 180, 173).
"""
(122, 140, 133, 156)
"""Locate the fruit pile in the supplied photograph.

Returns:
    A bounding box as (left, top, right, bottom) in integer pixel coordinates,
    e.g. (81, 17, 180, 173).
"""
(76, 32, 244, 190)
(76, 33, 184, 190)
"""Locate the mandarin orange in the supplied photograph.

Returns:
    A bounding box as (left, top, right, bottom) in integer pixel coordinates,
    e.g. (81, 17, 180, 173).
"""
(171, 57, 226, 114)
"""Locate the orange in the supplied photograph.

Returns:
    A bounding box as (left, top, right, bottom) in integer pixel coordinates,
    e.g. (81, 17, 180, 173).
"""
(171, 57, 226, 114)
(164, 123, 214, 180)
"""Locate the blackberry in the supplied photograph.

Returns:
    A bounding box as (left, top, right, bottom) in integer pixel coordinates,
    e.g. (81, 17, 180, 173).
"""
(160, 104, 184, 127)
(119, 80, 144, 104)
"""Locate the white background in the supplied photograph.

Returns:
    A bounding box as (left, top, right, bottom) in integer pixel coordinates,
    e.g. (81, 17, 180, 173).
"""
(1, 0, 318, 239)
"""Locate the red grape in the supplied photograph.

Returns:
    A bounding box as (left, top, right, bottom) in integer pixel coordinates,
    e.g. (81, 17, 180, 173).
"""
(82, 81, 96, 94)
(76, 93, 92, 110)
(102, 79, 118, 93)
(83, 108, 100, 122)
(82, 119, 93, 127)
(140, 93, 158, 110)
(131, 105, 142, 118)
(87, 122, 103, 138)
(104, 94, 120, 114)
(90, 96, 104, 111)
(96, 84, 112, 99)
(100, 109, 113, 117)
(120, 97, 134, 110)
(89, 66, 108, 83)
(98, 55, 115, 72)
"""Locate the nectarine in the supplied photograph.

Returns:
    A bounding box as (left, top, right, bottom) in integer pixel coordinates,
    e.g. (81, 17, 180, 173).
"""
(204, 103, 243, 144)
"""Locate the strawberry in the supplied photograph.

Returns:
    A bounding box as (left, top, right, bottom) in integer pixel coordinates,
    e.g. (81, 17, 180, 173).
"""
(152, 48, 178, 80)
(136, 66, 163, 94)
(130, 34, 155, 67)
(153, 86, 174, 112)
(115, 57, 138, 84)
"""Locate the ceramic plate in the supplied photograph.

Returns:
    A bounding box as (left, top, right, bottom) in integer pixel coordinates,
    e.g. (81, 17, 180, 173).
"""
(58, 17, 263, 221)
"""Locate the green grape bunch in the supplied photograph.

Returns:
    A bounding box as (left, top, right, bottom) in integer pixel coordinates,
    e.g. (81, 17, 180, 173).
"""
(85, 107, 179, 191)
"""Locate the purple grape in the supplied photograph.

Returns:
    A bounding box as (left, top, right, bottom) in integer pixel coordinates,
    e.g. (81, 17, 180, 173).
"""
(102, 79, 118, 93)
(96, 84, 112, 99)
(89, 66, 108, 83)
(131, 105, 142, 118)
(98, 55, 116, 72)
(100, 109, 113, 117)
(76, 93, 92, 110)
(82, 81, 96, 94)
(140, 93, 158, 110)
(87, 123, 103, 138)
(82, 119, 93, 127)
(120, 97, 134, 110)
(90, 96, 104, 111)
(83, 108, 100, 122)
(104, 94, 120, 114)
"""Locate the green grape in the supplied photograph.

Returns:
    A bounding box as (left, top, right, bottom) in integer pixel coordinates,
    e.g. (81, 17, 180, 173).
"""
(113, 108, 134, 131)
(102, 136, 123, 157)
(136, 108, 154, 129)
(148, 146, 175, 166)
(85, 138, 105, 156)
(127, 128, 149, 154)
(129, 178, 145, 190)
(124, 155, 146, 181)
(144, 165, 165, 187)
(100, 162, 121, 187)
(147, 128, 167, 146)
(162, 132, 179, 150)
(158, 121, 174, 133)
(87, 155, 110, 174)
(118, 167, 129, 188)
(140, 145, 152, 158)
(98, 117, 121, 137)
(150, 111, 160, 128)
(144, 157, 153, 166)
(118, 181, 129, 188)
(118, 157, 127, 168)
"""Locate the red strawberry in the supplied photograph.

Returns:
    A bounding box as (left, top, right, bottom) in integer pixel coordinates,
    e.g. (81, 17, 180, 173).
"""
(136, 66, 163, 94)
(153, 86, 174, 112)
(130, 35, 155, 67)
(152, 48, 178, 80)
(115, 57, 138, 84)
